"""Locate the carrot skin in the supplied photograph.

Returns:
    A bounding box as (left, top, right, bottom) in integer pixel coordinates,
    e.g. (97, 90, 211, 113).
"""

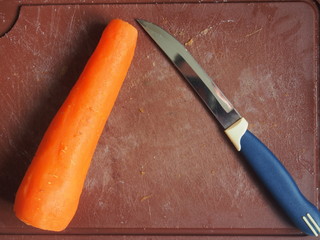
(13, 19, 138, 232)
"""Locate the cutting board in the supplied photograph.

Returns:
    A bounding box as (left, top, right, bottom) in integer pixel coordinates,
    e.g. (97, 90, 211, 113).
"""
(0, 0, 319, 239)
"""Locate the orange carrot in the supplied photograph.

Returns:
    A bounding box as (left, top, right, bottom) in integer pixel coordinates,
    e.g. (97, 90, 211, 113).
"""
(14, 19, 138, 232)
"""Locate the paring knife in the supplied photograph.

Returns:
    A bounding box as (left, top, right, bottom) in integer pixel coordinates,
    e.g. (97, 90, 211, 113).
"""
(137, 19, 320, 236)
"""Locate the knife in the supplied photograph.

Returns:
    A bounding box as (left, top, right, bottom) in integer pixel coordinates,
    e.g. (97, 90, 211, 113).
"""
(136, 19, 320, 236)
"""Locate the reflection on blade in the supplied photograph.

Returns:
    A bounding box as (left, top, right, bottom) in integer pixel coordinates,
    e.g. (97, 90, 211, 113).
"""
(172, 54, 241, 129)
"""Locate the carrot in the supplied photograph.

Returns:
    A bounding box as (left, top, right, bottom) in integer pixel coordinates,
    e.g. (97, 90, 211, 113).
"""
(13, 19, 138, 232)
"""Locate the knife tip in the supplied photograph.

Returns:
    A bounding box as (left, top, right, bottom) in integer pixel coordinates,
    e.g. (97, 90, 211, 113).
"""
(135, 19, 148, 28)
(135, 18, 144, 24)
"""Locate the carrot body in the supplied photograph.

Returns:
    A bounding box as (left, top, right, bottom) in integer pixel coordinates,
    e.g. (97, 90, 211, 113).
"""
(14, 19, 138, 232)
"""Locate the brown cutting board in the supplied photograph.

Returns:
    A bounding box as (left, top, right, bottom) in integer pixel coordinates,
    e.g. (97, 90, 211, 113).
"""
(0, 0, 319, 239)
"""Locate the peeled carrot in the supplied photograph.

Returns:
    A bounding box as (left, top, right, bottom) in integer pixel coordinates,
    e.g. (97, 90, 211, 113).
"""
(14, 19, 138, 232)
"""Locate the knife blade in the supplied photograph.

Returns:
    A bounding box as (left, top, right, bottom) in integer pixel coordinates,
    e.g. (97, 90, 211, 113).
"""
(137, 19, 320, 236)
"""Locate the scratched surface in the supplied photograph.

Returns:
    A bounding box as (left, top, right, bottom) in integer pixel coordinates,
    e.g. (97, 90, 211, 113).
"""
(0, 1, 319, 238)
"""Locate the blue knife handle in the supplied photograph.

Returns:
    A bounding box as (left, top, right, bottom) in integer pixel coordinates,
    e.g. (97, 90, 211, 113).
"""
(240, 129, 320, 236)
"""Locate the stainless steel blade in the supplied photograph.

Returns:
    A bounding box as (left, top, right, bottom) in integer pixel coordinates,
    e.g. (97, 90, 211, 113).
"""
(137, 19, 241, 129)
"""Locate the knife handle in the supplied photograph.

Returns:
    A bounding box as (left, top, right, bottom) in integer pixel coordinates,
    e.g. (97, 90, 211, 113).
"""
(225, 118, 320, 236)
